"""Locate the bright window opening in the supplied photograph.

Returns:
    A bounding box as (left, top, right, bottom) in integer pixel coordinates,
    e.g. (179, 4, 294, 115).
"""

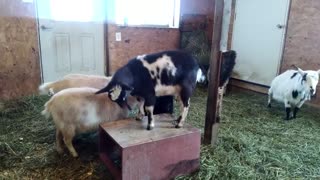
(115, 0, 180, 28)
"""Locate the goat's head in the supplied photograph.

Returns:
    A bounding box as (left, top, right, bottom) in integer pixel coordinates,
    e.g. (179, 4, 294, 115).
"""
(95, 81, 133, 109)
(295, 67, 320, 97)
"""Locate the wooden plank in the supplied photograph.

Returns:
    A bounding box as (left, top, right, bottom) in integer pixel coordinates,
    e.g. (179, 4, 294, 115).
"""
(104, 18, 110, 76)
(100, 114, 199, 148)
(204, 0, 224, 145)
(227, 0, 236, 50)
(230, 78, 269, 94)
(99, 114, 201, 179)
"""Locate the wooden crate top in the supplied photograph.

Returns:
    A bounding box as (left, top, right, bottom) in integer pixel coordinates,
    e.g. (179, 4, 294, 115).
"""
(100, 114, 200, 148)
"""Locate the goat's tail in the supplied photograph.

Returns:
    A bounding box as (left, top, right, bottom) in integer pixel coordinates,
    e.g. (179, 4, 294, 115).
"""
(38, 82, 53, 95)
(41, 99, 53, 119)
(220, 50, 236, 86)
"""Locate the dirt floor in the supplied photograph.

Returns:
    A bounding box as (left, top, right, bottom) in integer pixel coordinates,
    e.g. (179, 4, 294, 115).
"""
(1, 88, 320, 179)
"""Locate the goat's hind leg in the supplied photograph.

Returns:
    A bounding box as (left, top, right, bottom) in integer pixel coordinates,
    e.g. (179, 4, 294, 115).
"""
(293, 100, 305, 119)
(174, 87, 192, 128)
(62, 127, 78, 157)
(267, 90, 272, 108)
(56, 129, 64, 154)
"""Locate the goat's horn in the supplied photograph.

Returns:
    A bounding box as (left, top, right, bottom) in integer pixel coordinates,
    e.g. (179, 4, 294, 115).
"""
(291, 64, 299, 69)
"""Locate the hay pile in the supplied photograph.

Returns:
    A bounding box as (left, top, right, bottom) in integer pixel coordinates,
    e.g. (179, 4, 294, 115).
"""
(1, 88, 320, 179)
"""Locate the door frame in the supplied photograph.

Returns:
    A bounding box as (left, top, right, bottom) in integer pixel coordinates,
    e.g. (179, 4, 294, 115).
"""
(277, 0, 292, 75)
(34, 0, 110, 83)
(229, 0, 292, 86)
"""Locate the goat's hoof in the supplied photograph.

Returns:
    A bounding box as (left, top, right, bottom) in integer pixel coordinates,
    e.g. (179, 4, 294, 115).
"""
(172, 116, 182, 126)
(267, 104, 271, 108)
(284, 117, 293, 121)
(172, 120, 178, 126)
(71, 153, 79, 158)
(135, 117, 142, 121)
(56, 147, 64, 154)
(175, 124, 182, 128)
(146, 125, 153, 130)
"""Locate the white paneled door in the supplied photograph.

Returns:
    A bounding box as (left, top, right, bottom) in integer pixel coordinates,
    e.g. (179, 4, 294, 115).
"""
(231, 0, 290, 86)
(37, 0, 106, 82)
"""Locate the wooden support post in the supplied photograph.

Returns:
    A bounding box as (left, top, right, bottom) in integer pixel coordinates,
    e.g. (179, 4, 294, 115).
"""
(204, 0, 224, 145)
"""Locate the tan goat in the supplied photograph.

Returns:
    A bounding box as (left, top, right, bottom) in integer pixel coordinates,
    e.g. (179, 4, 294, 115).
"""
(39, 74, 111, 95)
(41, 87, 142, 157)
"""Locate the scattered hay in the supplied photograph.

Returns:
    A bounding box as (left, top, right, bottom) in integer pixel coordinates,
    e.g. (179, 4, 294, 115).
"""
(1, 88, 320, 179)
(178, 88, 320, 179)
(0, 95, 111, 179)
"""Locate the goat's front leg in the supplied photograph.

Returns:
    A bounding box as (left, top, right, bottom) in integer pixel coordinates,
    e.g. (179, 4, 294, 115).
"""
(284, 100, 292, 120)
(144, 96, 156, 130)
(135, 97, 145, 121)
(293, 99, 306, 119)
(145, 106, 155, 130)
(216, 86, 224, 122)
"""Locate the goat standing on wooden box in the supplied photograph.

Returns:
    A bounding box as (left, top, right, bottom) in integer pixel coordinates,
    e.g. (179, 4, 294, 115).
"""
(96, 50, 199, 130)
(268, 66, 320, 120)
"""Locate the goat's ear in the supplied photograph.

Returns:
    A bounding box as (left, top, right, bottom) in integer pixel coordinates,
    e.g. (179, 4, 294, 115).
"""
(95, 84, 112, 94)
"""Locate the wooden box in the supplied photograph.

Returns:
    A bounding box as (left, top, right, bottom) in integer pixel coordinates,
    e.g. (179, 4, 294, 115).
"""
(99, 114, 201, 180)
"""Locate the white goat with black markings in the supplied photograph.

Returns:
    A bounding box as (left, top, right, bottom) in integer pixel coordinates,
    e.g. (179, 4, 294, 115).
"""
(42, 87, 142, 157)
(268, 67, 320, 120)
(39, 74, 111, 96)
(96, 50, 199, 130)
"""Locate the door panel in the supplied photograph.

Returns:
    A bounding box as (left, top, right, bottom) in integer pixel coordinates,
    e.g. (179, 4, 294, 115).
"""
(37, 0, 106, 83)
(55, 34, 71, 72)
(80, 35, 95, 71)
(231, 0, 290, 86)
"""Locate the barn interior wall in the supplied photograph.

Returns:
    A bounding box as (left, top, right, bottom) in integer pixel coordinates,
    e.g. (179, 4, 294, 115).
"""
(0, 0, 40, 100)
(107, 25, 180, 74)
(106, 0, 214, 74)
(0, 0, 215, 99)
(281, 0, 320, 106)
(227, 0, 320, 107)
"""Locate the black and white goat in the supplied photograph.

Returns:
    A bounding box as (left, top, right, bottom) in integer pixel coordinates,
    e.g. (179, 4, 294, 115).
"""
(96, 50, 199, 130)
(196, 50, 237, 89)
(268, 67, 320, 120)
(203, 50, 236, 122)
(196, 51, 237, 122)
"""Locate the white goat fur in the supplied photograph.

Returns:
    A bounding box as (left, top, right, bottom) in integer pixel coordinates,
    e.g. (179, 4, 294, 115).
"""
(39, 74, 111, 95)
(41, 87, 141, 157)
(268, 69, 320, 119)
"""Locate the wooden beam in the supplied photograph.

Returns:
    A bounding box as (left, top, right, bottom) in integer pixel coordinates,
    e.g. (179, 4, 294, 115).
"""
(104, 22, 110, 76)
(204, 0, 224, 145)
